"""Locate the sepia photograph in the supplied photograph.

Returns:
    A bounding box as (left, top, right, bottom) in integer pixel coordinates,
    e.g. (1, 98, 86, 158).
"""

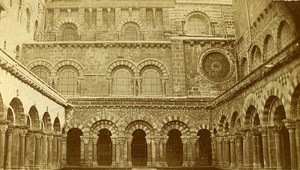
(0, 0, 299, 169)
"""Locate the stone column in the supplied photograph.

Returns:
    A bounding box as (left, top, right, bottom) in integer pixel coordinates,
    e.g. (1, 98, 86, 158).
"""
(57, 136, 62, 167)
(111, 137, 117, 166)
(92, 137, 98, 166)
(284, 120, 298, 170)
(182, 137, 188, 166)
(236, 134, 243, 168)
(116, 138, 120, 165)
(224, 136, 230, 167)
(161, 137, 168, 166)
(154, 138, 161, 167)
(47, 135, 53, 167)
(211, 134, 217, 166)
(52, 135, 58, 167)
(252, 129, 259, 169)
(229, 136, 236, 168)
(19, 129, 27, 169)
(35, 132, 42, 168)
(24, 131, 31, 168)
(61, 135, 67, 166)
(273, 126, 283, 169)
(0, 125, 7, 169)
(82, 137, 91, 165)
(190, 137, 198, 166)
(146, 138, 152, 167)
(296, 118, 300, 170)
(259, 127, 269, 168)
(5, 127, 14, 168)
(217, 137, 223, 166)
(127, 137, 132, 167)
(119, 137, 125, 166)
(42, 134, 48, 168)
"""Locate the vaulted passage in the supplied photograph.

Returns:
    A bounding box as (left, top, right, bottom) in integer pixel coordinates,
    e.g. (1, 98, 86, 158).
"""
(131, 129, 147, 166)
(97, 129, 112, 166)
(167, 129, 183, 166)
(67, 128, 83, 166)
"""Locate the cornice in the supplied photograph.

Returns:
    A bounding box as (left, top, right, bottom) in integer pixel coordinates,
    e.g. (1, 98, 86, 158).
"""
(0, 49, 68, 107)
(23, 41, 171, 49)
(68, 97, 212, 110)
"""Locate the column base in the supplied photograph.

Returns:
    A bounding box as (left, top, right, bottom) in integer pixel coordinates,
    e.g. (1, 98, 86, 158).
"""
(190, 161, 197, 167)
(182, 161, 189, 167)
(160, 161, 168, 167)
(127, 161, 132, 167)
(229, 163, 237, 169)
(147, 161, 152, 167)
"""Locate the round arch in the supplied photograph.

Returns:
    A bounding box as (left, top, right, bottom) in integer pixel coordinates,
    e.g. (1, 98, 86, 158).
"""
(42, 112, 52, 132)
(106, 59, 138, 77)
(9, 97, 25, 125)
(90, 120, 119, 136)
(28, 106, 40, 130)
(53, 59, 84, 77)
(137, 59, 169, 78)
(125, 120, 154, 136)
(161, 120, 190, 136)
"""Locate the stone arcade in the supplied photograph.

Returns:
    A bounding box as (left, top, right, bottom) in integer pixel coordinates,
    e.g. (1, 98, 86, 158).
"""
(0, 0, 300, 169)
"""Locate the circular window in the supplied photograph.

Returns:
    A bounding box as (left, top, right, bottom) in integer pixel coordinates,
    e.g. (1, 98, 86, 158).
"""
(201, 52, 231, 82)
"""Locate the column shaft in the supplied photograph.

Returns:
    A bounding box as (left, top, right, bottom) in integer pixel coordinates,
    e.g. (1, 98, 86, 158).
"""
(287, 125, 298, 170)
(92, 137, 97, 166)
(19, 131, 26, 168)
(146, 140, 152, 166)
(5, 128, 13, 168)
(111, 138, 116, 166)
(35, 133, 42, 167)
(261, 131, 269, 168)
(230, 137, 236, 168)
(0, 126, 6, 169)
(127, 138, 132, 167)
(274, 129, 283, 168)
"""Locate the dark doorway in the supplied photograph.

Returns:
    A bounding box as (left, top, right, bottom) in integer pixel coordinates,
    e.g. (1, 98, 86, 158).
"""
(167, 129, 183, 166)
(132, 129, 147, 166)
(67, 128, 83, 165)
(198, 129, 212, 165)
(97, 129, 112, 166)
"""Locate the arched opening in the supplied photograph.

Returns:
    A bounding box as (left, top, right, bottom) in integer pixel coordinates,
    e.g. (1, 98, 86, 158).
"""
(167, 129, 183, 166)
(112, 68, 133, 96)
(250, 45, 262, 69)
(28, 106, 39, 130)
(278, 21, 294, 49)
(97, 129, 112, 166)
(122, 22, 140, 41)
(34, 20, 39, 40)
(53, 117, 61, 133)
(132, 129, 147, 166)
(31, 66, 50, 84)
(186, 13, 210, 35)
(9, 97, 24, 125)
(125, 26, 138, 41)
(197, 129, 212, 166)
(57, 66, 79, 96)
(67, 128, 83, 166)
(42, 112, 52, 131)
(7, 108, 14, 125)
(264, 34, 275, 60)
(240, 57, 248, 79)
(60, 23, 79, 41)
(26, 8, 31, 33)
(141, 67, 162, 96)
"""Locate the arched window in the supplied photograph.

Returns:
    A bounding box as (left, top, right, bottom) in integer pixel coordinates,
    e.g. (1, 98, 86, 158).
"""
(112, 68, 133, 96)
(122, 22, 140, 41)
(125, 26, 138, 41)
(26, 8, 31, 33)
(141, 68, 161, 96)
(31, 66, 50, 83)
(34, 20, 39, 40)
(186, 14, 210, 35)
(250, 45, 262, 69)
(264, 35, 275, 59)
(61, 23, 79, 41)
(57, 67, 78, 96)
(240, 57, 248, 79)
(278, 21, 294, 49)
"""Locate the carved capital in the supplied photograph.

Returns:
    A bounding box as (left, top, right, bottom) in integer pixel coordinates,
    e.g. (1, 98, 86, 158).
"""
(282, 119, 296, 130)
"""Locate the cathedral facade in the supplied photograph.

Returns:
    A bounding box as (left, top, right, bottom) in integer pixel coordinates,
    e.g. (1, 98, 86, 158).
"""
(0, 0, 299, 169)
